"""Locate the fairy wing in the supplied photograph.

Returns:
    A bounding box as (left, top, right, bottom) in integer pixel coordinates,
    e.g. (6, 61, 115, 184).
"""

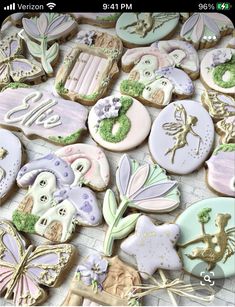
(162, 122, 182, 132)
(224, 227, 235, 263)
(9, 57, 43, 82)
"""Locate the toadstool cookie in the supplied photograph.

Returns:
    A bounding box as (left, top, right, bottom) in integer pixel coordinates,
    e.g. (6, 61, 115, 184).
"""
(0, 85, 88, 145)
(205, 144, 235, 197)
(0, 129, 23, 202)
(200, 48, 235, 95)
(55, 144, 110, 191)
(149, 100, 215, 174)
(71, 13, 121, 28)
(180, 13, 234, 49)
(88, 95, 151, 151)
(216, 116, 235, 143)
(176, 197, 235, 278)
(0, 219, 75, 306)
(62, 254, 141, 306)
(121, 215, 182, 279)
(116, 13, 180, 48)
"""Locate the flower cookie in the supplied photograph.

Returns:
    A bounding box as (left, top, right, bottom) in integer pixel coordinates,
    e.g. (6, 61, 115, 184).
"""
(121, 215, 182, 279)
(116, 13, 180, 47)
(200, 48, 235, 95)
(23, 13, 78, 75)
(205, 144, 235, 197)
(176, 197, 235, 278)
(0, 34, 44, 88)
(103, 154, 180, 256)
(62, 254, 141, 306)
(88, 95, 151, 151)
(71, 13, 121, 28)
(149, 100, 215, 175)
(13, 153, 102, 243)
(0, 220, 74, 306)
(55, 144, 110, 191)
(0, 129, 23, 202)
(180, 13, 234, 49)
(216, 116, 235, 143)
(0, 85, 88, 145)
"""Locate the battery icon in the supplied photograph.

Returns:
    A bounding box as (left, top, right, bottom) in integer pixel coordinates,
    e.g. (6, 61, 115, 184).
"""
(216, 2, 231, 10)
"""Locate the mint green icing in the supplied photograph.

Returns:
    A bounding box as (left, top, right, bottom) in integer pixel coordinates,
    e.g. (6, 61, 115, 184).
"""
(12, 210, 39, 233)
(213, 143, 235, 155)
(1, 82, 30, 91)
(213, 55, 235, 88)
(120, 80, 145, 97)
(48, 129, 83, 145)
(56, 81, 69, 95)
(197, 208, 212, 223)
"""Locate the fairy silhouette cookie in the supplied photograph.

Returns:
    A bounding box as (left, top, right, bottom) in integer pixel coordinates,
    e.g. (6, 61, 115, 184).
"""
(176, 197, 235, 278)
(149, 100, 214, 174)
(13, 153, 102, 243)
(0, 220, 74, 305)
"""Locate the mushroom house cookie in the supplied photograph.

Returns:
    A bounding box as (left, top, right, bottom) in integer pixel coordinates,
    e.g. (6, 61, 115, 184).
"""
(0, 129, 23, 202)
(205, 144, 235, 197)
(200, 48, 235, 95)
(176, 198, 235, 278)
(62, 254, 141, 306)
(71, 13, 121, 28)
(0, 220, 75, 306)
(116, 13, 180, 47)
(180, 13, 234, 49)
(12, 153, 102, 243)
(121, 215, 182, 279)
(55, 143, 110, 191)
(149, 100, 215, 174)
(88, 95, 151, 151)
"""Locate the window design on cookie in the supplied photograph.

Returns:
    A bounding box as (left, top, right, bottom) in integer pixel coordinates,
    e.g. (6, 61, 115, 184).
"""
(0, 220, 74, 306)
(216, 116, 235, 144)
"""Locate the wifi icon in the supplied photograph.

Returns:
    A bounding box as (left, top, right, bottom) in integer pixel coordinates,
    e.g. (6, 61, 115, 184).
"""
(47, 2, 56, 10)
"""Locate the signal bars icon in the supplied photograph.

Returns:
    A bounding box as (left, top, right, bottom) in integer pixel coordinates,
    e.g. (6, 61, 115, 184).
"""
(4, 2, 15, 10)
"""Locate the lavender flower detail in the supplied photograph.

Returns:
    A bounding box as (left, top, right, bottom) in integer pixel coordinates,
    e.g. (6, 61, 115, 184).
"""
(76, 254, 108, 292)
(94, 97, 122, 123)
(77, 30, 96, 46)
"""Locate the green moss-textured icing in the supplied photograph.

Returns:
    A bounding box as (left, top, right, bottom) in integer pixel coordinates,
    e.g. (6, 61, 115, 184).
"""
(197, 207, 212, 223)
(96, 13, 121, 22)
(80, 92, 99, 101)
(100, 48, 121, 60)
(120, 80, 145, 97)
(213, 54, 235, 88)
(12, 210, 39, 233)
(48, 129, 83, 145)
(213, 143, 235, 155)
(1, 82, 30, 92)
(56, 81, 69, 95)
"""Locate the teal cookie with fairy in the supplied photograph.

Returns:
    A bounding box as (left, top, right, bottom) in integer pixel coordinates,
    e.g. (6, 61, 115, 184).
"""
(176, 197, 235, 278)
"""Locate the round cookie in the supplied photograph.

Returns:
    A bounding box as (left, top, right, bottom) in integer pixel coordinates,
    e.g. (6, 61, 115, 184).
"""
(200, 48, 235, 95)
(176, 197, 235, 279)
(149, 100, 214, 174)
(0, 129, 23, 201)
(205, 144, 235, 197)
(88, 95, 151, 151)
(116, 13, 180, 47)
(55, 144, 110, 191)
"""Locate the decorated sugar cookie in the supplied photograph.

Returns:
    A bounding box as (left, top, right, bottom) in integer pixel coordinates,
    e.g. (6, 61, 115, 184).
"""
(55, 144, 110, 191)
(62, 254, 141, 306)
(176, 198, 235, 278)
(0, 220, 74, 305)
(227, 30, 235, 48)
(0, 86, 88, 145)
(201, 90, 235, 121)
(216, 116, 235, 143)
(71, 13, 121, 28)
(55, 43, 121, 105)
(88, 95, 151, 151)
(13, 153, 102, 243)
(180, 13, 234, 49)
(23, 13, 78, 75)
(0, 129, 23, 201)
(116, 13, 180, 47)
(103, 154, 180, 256)
(205, 144, 235, 197)
(0, 34, 44, 88)
(149, 100, 214, 174)
(200, 48, 235, 95)
(153, 39, 200, 79)
(121, 215, 182, 279)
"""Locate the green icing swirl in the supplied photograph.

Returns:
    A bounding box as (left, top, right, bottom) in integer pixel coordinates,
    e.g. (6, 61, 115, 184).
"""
(213, 55, 235, 88)
(120, 80, 145, 97)
(198, 208, 212, 224)
(213, 143, 235, 155)
(12, 210, 39, 233)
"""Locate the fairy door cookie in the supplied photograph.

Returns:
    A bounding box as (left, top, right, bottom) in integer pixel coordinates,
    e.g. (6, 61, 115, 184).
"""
(149, 100, 215, 174)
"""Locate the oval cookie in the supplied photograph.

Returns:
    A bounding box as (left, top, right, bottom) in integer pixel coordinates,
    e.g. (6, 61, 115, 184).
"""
(200, 48, 235, 95)
(149, 100, 214, 174)
(176, 197, 235, 278)
(205, 144, 235, 197)
(88, 95, 151, 151)
(0, 129, 23, 201)
(116, 13, 180, 47)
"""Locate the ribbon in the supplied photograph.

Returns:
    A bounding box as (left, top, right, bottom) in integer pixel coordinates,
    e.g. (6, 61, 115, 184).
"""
(126, 272, 215, 305)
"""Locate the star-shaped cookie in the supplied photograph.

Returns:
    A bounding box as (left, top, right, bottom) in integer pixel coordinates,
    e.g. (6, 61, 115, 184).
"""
(121, 215, 182, 279)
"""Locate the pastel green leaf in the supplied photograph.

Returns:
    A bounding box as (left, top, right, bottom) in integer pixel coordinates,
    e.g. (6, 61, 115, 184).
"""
(46, 42, 59, 63)
(103, 189, 117, 226)
(112, 213, 141, 238)
(27, 40, 41, 58)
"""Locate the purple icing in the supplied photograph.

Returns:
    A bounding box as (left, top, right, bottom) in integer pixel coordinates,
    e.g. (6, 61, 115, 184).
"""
(116, 154, 131, 196)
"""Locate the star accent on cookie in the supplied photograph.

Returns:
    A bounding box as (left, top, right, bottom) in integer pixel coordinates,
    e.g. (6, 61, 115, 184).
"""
(121, 215, 182, 279)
